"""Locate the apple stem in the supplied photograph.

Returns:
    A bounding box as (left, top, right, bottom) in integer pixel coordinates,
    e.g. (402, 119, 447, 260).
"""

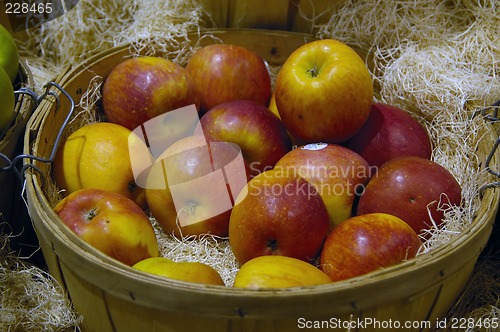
(84, 207, 98, 222)
(307, 63, 320, 78)
(267, 239, 278, 251)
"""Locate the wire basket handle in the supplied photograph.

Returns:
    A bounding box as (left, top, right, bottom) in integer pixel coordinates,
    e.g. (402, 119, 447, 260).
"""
(474, 99, 500, 197)
(0, 81, 75, 184)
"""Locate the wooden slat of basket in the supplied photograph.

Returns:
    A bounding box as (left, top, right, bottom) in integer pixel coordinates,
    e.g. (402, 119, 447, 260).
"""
(59, 262, 117, 332)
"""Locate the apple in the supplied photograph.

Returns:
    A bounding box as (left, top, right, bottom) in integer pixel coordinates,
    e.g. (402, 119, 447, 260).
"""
(275, 143, 371, 230)
(233, 255, 332, 289)
(102, 56, 200, 130)
(0, 24, 19, 82)
(268, 93, 306, 147)
(53, 122, 149, 208)
(319, 213, 422, 281)
(145, 135, 249, 238)
(229, 168, 330, 265)
(274, 39, 373, 143)
(54, 188, 159, 266)
(344, 102, 433, 168)
(133, 257, 225, 286)
(356, 156, 462, 236)
(199, 99, 292, 176)
(267, 93, 280, 119)
(0, 67, 15, 131)
(185, 44, 272, 113)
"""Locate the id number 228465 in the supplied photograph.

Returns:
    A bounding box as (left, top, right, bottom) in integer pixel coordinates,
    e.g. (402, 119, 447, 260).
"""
(5, 1, 53, 14)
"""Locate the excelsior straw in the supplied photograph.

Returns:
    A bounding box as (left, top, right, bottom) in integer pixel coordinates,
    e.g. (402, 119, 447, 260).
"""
(0, 229, 82, 331)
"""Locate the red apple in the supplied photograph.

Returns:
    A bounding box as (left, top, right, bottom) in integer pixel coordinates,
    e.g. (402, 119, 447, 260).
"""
(344, 102, 433, 168)
(199, 100, 292, 176)
(185, 44, 272, 113)
(102, 56, 200, 130)
(356, 156, 462, 236)
(274, 39, 373, 143)
(145, 135, 249, 238)
(275, 143, 372, 230)
(320, 213, 422, 281)
(54, 188, 159, 266)
(229, 168, 330, 265)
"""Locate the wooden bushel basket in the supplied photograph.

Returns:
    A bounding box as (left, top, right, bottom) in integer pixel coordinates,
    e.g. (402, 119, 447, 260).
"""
(24, 29, 499, 332)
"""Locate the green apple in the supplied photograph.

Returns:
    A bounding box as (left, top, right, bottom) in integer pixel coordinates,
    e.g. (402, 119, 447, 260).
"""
(0, 24, 19, 82)
(0, 67, 15, 131)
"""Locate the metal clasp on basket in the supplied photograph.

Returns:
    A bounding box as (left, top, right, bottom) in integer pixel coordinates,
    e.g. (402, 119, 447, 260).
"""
(0, 82, 75, 184)
(474, 99, 500, 196)
(480, 136, 500, 197)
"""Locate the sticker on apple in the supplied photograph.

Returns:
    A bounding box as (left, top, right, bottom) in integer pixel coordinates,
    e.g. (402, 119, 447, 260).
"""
(301, 143, 328, 151)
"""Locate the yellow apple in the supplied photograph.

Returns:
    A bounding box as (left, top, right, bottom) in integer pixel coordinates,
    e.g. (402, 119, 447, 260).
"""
(233, 255, 332, 289)
(133, 257, 225, 286)
(53, 122, 150, 208)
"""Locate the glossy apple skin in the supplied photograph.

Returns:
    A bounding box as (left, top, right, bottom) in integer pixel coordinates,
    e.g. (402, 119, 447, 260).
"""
(344, 103, 433, 168)
(275, 143, 371, 230)
(54, 188, 159, 266)
(0, 24, 19, 82)
(233, 255, 332, 289)
(133, 257, 225, 286)
(319, 213, 422, 281)
(185, 44, 272, 113)
(275, 39, 373, 143)
(199, 100, 292, 176)
(229, 169, 330, 265)
(102, 56, 200, 130)
(356, 156, 462, 236)
(145, 136, 250, 238)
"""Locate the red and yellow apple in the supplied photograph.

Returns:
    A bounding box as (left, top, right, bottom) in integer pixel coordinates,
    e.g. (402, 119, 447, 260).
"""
(145, 135, 249, 238)
(319, 213, 422, 281)
(133, 257, 225, 286)
(274, 39, 373, 143)
(275, 143, 371, 230)
(102, 56, 200, 130)
(229, 168, 330, 265)
(345, 102, 433, 168)
(233, 255, 332, 289)
(54, 188, 159, 266)
(185, 44, 272, 113)
(356, 156, 462, 236)
(53, 122, 149, 208)
(199, 99, 292, 176)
